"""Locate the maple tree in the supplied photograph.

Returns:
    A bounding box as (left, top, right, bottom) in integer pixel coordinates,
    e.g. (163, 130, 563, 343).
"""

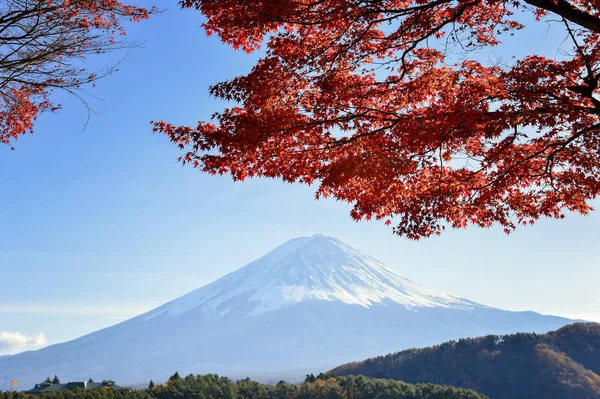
(154, 0, 600, 239)
(0, 0, 155, 147)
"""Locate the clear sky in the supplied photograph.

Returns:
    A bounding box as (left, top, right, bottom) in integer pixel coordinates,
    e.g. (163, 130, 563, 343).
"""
(0, 3, 598, 355)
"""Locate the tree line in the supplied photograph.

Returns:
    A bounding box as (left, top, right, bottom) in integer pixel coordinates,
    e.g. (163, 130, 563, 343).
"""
(0, 373, 486, 399)
(328, 323, 600, 399)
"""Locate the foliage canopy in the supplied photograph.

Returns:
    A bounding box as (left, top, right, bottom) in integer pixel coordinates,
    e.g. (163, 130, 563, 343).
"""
(0, 0, 154, 146)
(156, 0, 600, 238)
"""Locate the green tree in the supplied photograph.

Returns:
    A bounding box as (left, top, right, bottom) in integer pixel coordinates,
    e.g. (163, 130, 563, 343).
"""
(52, 376, 60, 384)
(148, 381, 155, 389)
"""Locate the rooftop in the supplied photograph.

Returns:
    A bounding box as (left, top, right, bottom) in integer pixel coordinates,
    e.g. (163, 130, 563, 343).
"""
(26, 380, 122, 394)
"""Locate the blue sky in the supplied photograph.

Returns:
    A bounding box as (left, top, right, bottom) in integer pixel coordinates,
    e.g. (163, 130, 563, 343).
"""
(0, 3, 598, 355)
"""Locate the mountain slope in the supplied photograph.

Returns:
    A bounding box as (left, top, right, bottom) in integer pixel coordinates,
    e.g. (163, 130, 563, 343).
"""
(0, 235, 575, 389)
(328, 323, 600, 399)
(143, 234, 475, 320)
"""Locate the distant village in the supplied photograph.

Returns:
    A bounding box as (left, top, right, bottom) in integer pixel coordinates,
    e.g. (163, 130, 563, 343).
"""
(26, 377, 122, 394)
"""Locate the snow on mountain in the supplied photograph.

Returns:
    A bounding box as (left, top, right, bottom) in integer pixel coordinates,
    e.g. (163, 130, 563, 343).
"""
(0, 235, 575, 388)
(146, 234, 473, 320)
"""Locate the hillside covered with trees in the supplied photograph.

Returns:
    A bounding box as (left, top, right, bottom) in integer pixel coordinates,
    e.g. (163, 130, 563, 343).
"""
(328, 323, 600, 399)
(1, 374, 485, 399)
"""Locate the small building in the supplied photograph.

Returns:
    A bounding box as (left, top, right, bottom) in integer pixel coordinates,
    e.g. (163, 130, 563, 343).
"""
(26, 380, 122, 394)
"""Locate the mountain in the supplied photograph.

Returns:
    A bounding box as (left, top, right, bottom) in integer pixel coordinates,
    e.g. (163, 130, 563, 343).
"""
(328, 323, 600, 399)
(0, 235, 575, 389)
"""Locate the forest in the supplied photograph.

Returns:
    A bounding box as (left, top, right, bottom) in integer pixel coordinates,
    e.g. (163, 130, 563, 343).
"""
(1, 374, 485, 399)
(328, 323, 600, 399)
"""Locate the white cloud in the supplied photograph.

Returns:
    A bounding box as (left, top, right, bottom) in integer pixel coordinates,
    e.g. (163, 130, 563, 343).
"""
(0, 332, 47, 354)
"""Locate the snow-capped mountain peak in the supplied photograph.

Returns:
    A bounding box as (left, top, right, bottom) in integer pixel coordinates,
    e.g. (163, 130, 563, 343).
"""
(146, 234, 473, 320)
